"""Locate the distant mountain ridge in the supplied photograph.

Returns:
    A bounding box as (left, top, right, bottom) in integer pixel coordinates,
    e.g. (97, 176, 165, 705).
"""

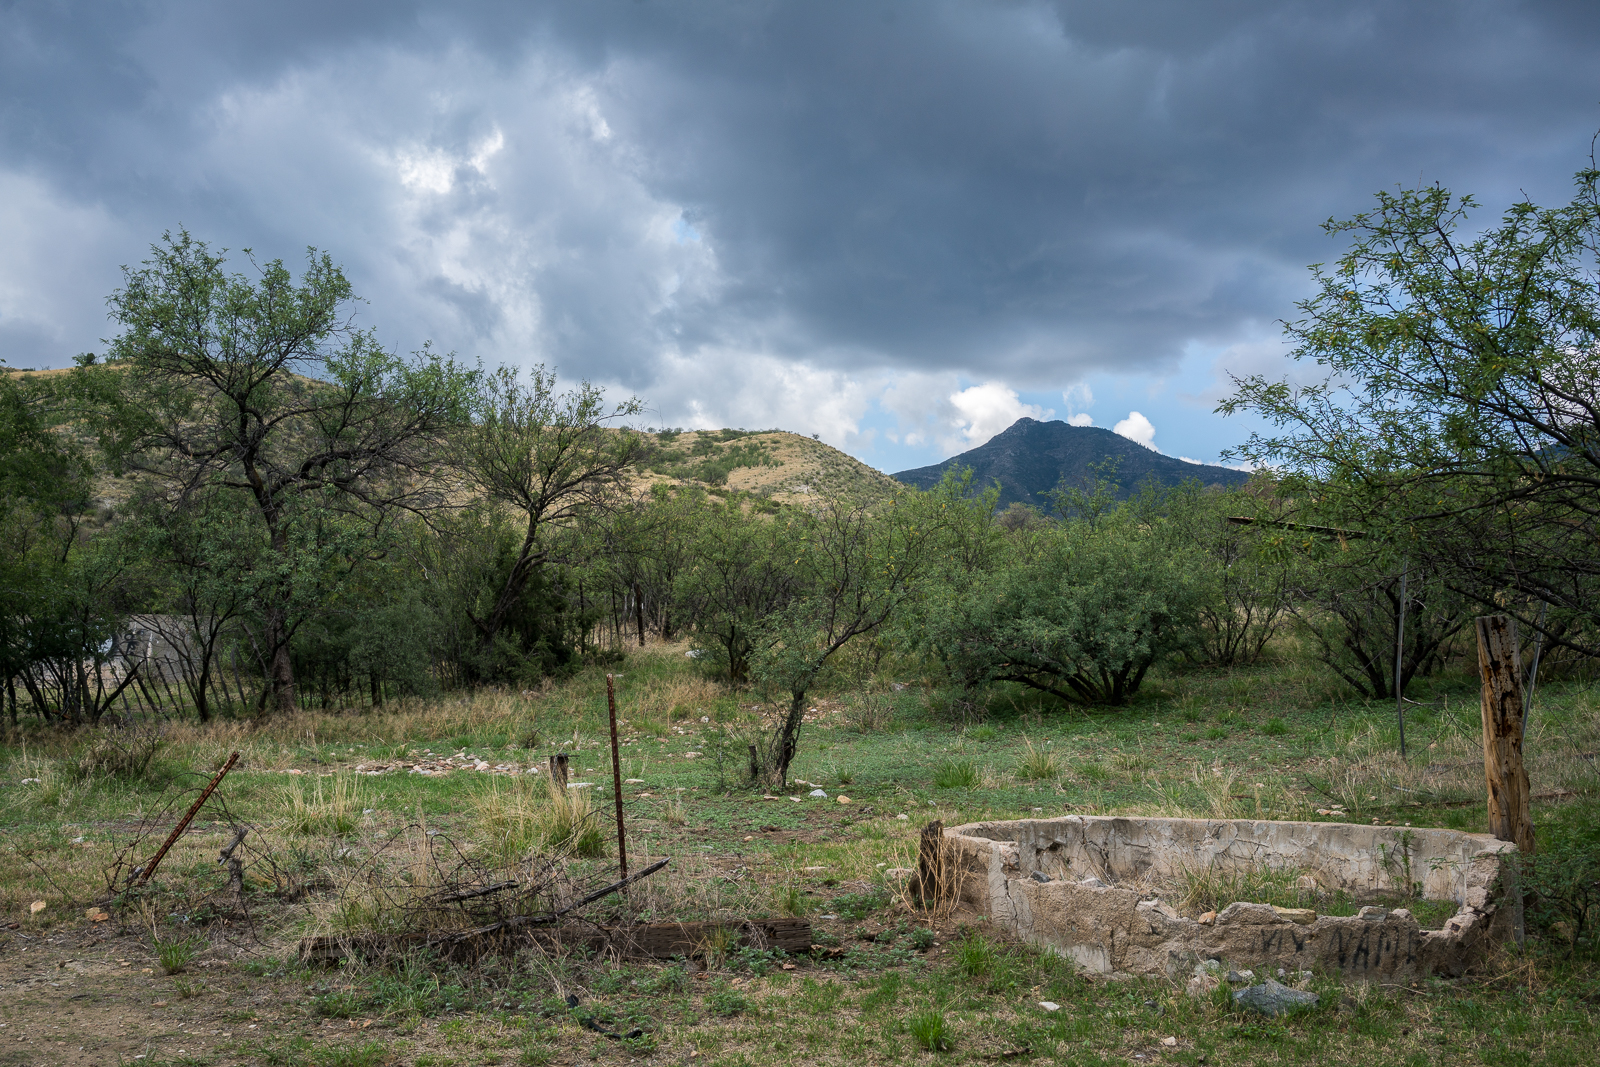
(891, 417, 1249, 507)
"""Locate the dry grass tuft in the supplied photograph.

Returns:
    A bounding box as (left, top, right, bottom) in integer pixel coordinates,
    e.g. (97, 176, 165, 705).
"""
(279, 775, 364, 836)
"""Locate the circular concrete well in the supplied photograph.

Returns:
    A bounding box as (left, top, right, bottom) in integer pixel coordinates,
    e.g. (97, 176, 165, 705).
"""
(941, 815, 1518, 981)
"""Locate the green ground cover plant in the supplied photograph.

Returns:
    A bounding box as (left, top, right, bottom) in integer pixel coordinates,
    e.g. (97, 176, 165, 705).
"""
(0, 643, 1594, 1064)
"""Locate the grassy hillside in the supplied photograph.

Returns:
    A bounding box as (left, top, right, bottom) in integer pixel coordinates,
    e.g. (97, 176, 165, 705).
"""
(4, 363, 899, 511)
(628, 428, 899, 503)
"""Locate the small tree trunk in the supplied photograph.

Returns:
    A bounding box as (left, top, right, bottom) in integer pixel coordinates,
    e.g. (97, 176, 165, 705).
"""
(774, 690, 808, 787)
(913, 820, 947, 908)
(1476, 615, 1534, 853)
(193, 658, 212, 723)
(264, 608, 297, 715)
(634, 582, 647, 647)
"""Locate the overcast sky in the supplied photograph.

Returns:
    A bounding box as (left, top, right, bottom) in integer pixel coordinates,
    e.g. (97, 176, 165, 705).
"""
(4, 1, 1599, 472)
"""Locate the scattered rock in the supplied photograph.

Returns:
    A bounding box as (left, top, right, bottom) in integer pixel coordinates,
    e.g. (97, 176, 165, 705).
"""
(1197, 910, 1217, 925)
(1271, 906, 1317, 925)
(1160, 1036, 1178, 1047)
(28, 901, 45, 914)
(809, 788, 828, 798)
(1030, 871, 1051, 883)
(1358, 906, 1388, 921)
(837, 796, 851, 804)
(885, 867, 915, 881)
(1226, 969, 1254, 984)
(1038, 1001, 1060, 1012)
(896, 814, 909, 821)
(1234, 978, 1319, 1016)
(1078, 876, 1107, 889)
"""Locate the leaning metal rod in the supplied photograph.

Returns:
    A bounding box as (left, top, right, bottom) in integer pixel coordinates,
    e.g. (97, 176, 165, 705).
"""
(133, 751, 240, 886)
(606, 674, 629, 881)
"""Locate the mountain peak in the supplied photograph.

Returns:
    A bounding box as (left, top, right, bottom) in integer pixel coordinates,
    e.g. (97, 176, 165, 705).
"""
(891, 417, 1247, 506)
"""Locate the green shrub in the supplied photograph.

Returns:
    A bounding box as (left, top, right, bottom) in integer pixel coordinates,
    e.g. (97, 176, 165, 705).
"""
(1525, 810, 1600, 958)
(912, 480, 1206, 706)
(933, 760, 980, 789)
(1262, 717, 1289, 736)
(954, 933, 994, 978)
(156, 935, 201, 975)
(908, 1009, 953, 1051)
(1015, 739, 1059, 781)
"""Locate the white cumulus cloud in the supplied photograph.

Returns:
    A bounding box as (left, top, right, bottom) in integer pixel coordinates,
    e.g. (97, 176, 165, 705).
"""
(1113, 411, 1157, 449)
(1062, 383, 1094, 426)
(948, 382, 1051, 452)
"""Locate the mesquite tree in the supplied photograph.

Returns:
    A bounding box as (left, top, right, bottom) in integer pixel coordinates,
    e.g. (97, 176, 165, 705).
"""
(99, 230, 474, 714)
(452, 365, 643, 676)
(750, 488, 945, 786)
(1222, 164, 1600, 657)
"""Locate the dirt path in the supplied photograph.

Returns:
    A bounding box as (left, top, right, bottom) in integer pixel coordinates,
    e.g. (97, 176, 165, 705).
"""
(0, 928, 328, 1066)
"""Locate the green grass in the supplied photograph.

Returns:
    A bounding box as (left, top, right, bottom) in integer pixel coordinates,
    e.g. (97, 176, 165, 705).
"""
(932, 759, 980, 788)
(1, 646, 1597, 1066)
(156, 934, 201, 975)
(908, 1008, 953, 1051)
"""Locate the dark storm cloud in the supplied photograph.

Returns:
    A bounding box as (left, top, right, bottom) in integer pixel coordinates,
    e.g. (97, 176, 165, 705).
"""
(3, 1, 1599, 404)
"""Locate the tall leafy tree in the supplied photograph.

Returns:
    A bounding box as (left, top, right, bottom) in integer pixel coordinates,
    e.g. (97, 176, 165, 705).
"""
(0, 368, 144, 724)
(750, 488, 946, 786)
(1222, 166, 1600, 657)
(674, 492, 800, 682)
(452, 365, 643, 673)
(97, 230, 474, 714)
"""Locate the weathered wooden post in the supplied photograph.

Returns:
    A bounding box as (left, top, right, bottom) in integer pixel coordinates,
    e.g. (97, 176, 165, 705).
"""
(913, 820, 946, 908)
(1475, 615, 1535, 854)
(548, 752, 570, 789)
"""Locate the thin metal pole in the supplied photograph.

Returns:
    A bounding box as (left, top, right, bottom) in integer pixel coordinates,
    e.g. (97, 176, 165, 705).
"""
(605, 674, 628, 880)
(1395, 561, 1408, 760)
(1522, 601, 1548, 742)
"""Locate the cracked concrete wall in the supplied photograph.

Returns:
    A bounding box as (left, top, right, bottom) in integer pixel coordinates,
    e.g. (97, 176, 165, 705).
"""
(946, 815, 1517, 981)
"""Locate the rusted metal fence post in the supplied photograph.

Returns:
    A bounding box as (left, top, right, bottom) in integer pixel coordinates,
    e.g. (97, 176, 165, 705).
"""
(133, 751, 239, 886)
(548, 752, 569, 788)
(1476, 616, 1535, 854)
(606, 674, 629, 881)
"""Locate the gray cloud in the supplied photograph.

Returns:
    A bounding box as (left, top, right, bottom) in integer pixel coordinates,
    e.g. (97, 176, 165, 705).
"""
(3, 1, 1599, 450)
